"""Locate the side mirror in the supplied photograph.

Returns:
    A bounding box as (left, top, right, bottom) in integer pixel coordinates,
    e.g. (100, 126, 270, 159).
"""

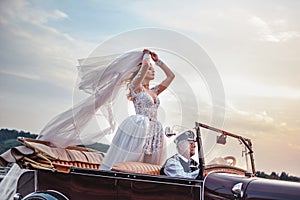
(165, 126, 176, 137)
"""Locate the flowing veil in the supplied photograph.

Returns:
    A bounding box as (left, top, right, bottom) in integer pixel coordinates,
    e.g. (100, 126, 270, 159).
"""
(37, 51, 143, 147)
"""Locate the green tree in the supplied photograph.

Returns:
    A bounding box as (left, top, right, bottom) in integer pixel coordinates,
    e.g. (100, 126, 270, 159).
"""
(270, 171, 279, 180)
(0, 128, 37, 154)
(280, 172, 289, 181)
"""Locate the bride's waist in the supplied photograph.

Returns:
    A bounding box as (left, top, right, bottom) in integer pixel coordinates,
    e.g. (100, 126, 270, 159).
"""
(134, 113, 157, 122)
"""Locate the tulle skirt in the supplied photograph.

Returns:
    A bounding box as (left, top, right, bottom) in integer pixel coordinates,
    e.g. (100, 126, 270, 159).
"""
(100, 114, 166, 170)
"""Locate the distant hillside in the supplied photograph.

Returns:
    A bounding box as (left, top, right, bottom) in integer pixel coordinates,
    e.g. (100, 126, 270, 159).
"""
(0, 128, 109, 155)
(0, 128, 37, 154)
(256, 171, 300, 182)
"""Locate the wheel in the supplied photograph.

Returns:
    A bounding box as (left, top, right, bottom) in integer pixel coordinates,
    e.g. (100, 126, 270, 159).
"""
(223, 156, 237, 166)
(22, 190, 68, 200)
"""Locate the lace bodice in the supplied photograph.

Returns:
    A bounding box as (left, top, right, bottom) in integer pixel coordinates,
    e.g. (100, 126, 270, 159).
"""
(129, 84, 160, 121)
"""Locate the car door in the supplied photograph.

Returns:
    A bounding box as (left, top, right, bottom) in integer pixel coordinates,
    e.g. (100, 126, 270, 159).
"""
(117, 173, 202, 200)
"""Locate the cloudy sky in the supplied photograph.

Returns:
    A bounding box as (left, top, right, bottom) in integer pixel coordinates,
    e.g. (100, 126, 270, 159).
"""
(0, 0, 299, 176)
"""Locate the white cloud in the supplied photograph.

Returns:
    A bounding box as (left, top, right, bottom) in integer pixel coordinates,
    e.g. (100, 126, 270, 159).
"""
(0, 69, 41, 80)
(224, 76, 300, 99)
(0, 0, 94, 89)
(288, 143, 300, 151)
(51, 9, 70, 20)
(129, 1, 300, 47)
(227, 102, 274, 125)
(249, 16, 300, 42)
(130, 1, 226, 33)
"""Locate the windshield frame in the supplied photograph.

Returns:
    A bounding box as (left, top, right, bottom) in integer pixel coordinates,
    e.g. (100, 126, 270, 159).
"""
(195, 122, 256, 178)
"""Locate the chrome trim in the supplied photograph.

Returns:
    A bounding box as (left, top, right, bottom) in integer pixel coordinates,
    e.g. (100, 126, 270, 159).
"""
(232, 182, 243, 199)
(13, 193, 22, 200)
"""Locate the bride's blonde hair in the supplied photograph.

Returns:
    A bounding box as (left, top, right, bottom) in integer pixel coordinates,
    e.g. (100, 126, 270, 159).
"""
(123, 62, 142, 100)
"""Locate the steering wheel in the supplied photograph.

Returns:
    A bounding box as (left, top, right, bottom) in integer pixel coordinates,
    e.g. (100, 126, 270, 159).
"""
(223, 156, 237, 167)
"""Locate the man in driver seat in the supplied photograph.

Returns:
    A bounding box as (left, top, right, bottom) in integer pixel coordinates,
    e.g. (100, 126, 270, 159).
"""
(160, 130, 199, 179)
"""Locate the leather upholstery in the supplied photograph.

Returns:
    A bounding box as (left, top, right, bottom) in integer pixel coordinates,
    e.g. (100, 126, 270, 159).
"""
(0, 137, 104, 173)
(112, 162, 162, 175)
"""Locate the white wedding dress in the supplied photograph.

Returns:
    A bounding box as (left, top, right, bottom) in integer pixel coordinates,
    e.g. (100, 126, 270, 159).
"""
(100, 84, 166, 170)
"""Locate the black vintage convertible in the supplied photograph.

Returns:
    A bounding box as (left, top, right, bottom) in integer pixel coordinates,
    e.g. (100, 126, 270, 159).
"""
(2, 122, 300, 200)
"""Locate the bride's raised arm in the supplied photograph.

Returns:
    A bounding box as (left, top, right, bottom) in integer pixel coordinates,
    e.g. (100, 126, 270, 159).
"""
(151, 52, 175, 95)
(130, 49, 151, 93)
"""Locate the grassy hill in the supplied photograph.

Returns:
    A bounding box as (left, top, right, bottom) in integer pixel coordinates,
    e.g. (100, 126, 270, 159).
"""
(0, 129, 37, 154)
(0, 128, 109, 155)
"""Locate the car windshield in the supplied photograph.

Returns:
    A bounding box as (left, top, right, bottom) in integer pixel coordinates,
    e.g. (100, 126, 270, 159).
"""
(163, 123, 254, 174)
(196, 122, 254, 174)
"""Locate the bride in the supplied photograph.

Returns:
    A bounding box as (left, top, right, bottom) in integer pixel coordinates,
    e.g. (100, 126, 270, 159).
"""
(100, 49, 175, 169)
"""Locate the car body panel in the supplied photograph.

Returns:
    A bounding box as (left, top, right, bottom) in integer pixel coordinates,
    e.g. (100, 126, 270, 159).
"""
(204, 172, 253, 200)
(245, 178, 300, 200)
(16, 168, 203, 200)
(204, 172, 300, 200)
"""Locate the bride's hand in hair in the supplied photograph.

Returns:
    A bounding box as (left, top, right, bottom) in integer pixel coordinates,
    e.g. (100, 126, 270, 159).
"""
(150, 52, 158, 62)
(143, 49, 151, 55)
